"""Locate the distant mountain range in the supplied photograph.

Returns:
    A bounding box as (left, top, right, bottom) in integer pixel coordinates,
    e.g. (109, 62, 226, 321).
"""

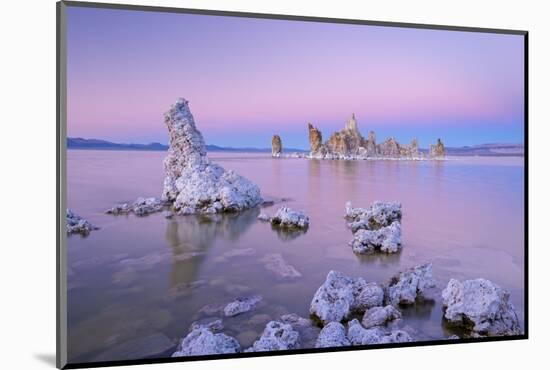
(67, 137, 523, 156)
(67, 137, 308, 153)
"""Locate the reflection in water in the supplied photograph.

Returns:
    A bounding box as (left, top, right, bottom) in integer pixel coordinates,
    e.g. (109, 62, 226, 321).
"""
(400, 299, 435, 320)
(270, 223, 308, 242)
(166, 208, 260, 288)
(353, 250, 402, 267)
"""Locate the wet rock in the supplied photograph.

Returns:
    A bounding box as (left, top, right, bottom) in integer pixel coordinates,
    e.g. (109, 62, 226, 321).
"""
(386, 263, 436, 306)
(172, 328, 240, 357)
(442, 278, 521, 336)
(346, 201, 402, 231)
(271, 207, 309, 229)
(280, 313, 320, 348)
(347, 319, 412, 345)
(379, 330, 412, 343)
(272, 135, 282, 157)
(260, 253, 302, 280)
(118, 252, 170, 271)
(310, 271, 384, 324)
(350, 222, 402, 254)
(92, 333, 175, 362)
(189, 318, 224, 333)
(246, 321, 299, 352)
(315, 322, 350, 348)
(347, 319, 386, 345)
(66, 209, 98, 236)
(224, 295, 263, 317)
(361, 305, 401, 329)
(106, 197, 166, 216)
(162, 98, 262, 214)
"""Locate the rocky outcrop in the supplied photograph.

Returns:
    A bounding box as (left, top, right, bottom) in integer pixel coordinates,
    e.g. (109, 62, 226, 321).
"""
(315, 322, 350, 348)
(442, 278, 521, 336)
(350, 222, 402, 254)
(260, 253, 302, 280)
(172, 328, 240, 357)
(270, 207, 310, 229)
(305, 115, 437, 159)
(106, 197, 166, 216)
(429, 138, 445, 158)
(386, 263, 436, 306)
(309, 271, 384, 324)
(162, 98, 262, 214)
(272, 135, 282, 157)
(308, 123, 325, 155)
(346, 201, 403, 254)
(66, 209, 98, 235)
(347, 319, 411, 345)
(361, 305, 401, 329)
(246, 321, 300, 352)
(223, 295, 263, 317)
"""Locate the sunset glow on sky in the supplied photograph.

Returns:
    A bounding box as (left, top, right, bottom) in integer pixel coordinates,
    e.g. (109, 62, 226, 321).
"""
(67, 7, 525, 149)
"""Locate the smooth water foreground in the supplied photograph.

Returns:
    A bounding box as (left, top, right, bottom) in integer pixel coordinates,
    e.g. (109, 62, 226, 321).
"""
(67, 150, 525, 363)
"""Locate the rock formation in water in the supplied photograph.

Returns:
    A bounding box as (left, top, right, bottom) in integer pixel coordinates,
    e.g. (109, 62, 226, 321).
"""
(106, 197, 166, 216)
(66, 209, 98, 236)
(172, 327, 240, 357)
(385, 263, 436, 306)
(271, 135, 282, 157)
(442, 278, 520, 336)
(162, 98, 262, 214)
(346, 201, 403, 254)
(245, 321, 300, 352)
(429, 138, 445, 158)
(305, 114, 444, 159)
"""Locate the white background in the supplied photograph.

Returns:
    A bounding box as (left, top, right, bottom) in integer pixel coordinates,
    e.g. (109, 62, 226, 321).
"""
(0, 0, 547, 368)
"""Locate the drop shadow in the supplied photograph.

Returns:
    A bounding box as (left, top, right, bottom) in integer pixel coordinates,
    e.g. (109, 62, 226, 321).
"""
(33, 353, 56, 367)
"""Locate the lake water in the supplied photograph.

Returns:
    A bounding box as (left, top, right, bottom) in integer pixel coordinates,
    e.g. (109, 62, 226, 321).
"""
(66, 150, 525, 363)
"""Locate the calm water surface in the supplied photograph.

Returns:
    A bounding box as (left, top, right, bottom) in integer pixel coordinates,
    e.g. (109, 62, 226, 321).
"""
(67, 150, 525, 362)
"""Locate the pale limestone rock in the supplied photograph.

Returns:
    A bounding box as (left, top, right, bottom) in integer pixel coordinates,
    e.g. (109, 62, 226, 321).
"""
(223, 295, 263, 317)
(442, 278, 521, 336)
(66, 209, 98, 235)
(361, 305, 401, 329)
(310, 271, 384, 324)
(350, 222, 402, 254)
(172, 328, 240, 357)
(246, 321, 300, 352)
(162, 98, 262, 214)
(315, 322, 350, 348)
(386, 263, 436, 306)
(271, 207, 309, 229)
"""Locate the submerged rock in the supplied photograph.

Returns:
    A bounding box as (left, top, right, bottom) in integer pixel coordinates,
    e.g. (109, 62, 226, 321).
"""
(246, 321, 299, 352)
(260, 253, 302, 280)
(223, 295, 263, 317)
(315, 322, 350, 348)
(272, 135, 282, 157)
(93, 333, 175, 362)
(172, 328, 240, 357)
(189, 318, 224, 333)
(66, 209, 98, 236)
(347, 319, 412, 345)
(257, 213, 271, 222)
(442, 278, 521, 336)
(280, 313, 320, 348)
(162, 98, 262, 214)
(361, 305, 401, 329)
(106, 197, 165, 216)
(270, 207, 310, 229)
(346, 201, 402, 231)
(350, 222, 402, 254)
(386, 263, 436, 306)
(309, 271, 384, 324)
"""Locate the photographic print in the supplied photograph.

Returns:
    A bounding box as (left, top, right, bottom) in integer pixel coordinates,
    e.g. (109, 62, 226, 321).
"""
(58, 2, 527, 367)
